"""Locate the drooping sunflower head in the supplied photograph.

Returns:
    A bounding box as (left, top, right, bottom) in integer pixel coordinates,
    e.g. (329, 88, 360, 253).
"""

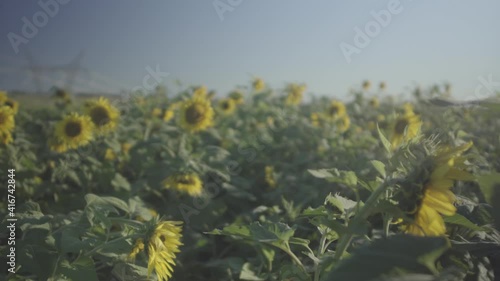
(163, 173, 203, 196)
(362, 80, 371, 91)
(336, 114, 351, 133)
(252, 78, 265, 92)
(369, 97, 380, 108)
(229, 90, 244, 104)
(179, 97, 214, 132)
(0, 106, 15, 134)
(399, 141, 474, 236)
(54, 112, 94, 150)
(129, 218, 183, 281)
(85, 97, 120, 133)
(390, 112, 422, 149)
(326, 101, 346, 121)
(218, 98, 236, 115)
(2, 98, 19, 114)
(53, 88, 71, 102)
(310, 112, 321, 127)
(285, 83, 306, 106)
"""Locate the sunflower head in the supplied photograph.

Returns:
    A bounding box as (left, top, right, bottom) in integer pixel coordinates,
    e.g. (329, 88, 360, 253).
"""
(229, 90, 244, 104)
(0, 106, 15, 135)
(336, 115, 351, 133)
(285, 83, 306, 106)
(362, 80, 371, 91)
(310, 112, 321, 127)
(151, 107, 163, 118)
(54, 112, 93, 150)
(104, 148, 116, 160)
(253, 78, 265, 92)
(326, 101, 346, 121)
(379, 81, 387, 91)
(398, 141, 474, 236)
(129, 218, 183, 281)
(218, 98, 236, 115)
(369, 97, 380, 108)
(163, 173, 203, 196)
(85, 97, 120, 133)
(179, 97, 214, 132)
(390, 112, 422, 149)
(53, 88, 71, 102)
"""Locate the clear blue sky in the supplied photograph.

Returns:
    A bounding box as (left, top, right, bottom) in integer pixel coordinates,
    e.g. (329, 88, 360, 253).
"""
(1, 0, 499, 99)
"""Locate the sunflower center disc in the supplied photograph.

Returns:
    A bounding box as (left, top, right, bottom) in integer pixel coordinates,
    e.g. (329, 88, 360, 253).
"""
(395, 119, 409, 134)
(186, 105, 204, 124)
(65, 121, 82, 137)
(91, 106, 110, 126)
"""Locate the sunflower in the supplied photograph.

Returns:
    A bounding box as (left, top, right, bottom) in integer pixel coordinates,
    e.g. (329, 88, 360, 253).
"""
(179, 97, 214, 132)
(53, 88, 71, 103)
(285, 83, 306, 106)
(336, 115, 351, 133)
(163, 173, 203, 196)
(326, 101, 347, 121)
(369, 97, 380, 108)
(253, 78, 265, 92)
(85, 97, 120, 133)
(0, 106, 15, 135)
(121, 142, 132, 154)
(218, 98, 236, 115)
(362, 80, 371, 91)
(151, 107, 163, 118)
(129, 219, 183, 281)
(310, 113, 321, 127)
(404, 142, 474, 236)
(379, 81, 387, 91)
(104, 148, 116, 160)
(2, 98, 19, 114)
(54, 113, 93, 150)
(229, 90, 244, 104)
(390, 112, 422, 149)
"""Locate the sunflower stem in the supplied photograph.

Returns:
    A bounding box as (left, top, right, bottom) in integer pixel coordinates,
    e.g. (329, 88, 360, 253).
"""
(332, 178, 399, 264)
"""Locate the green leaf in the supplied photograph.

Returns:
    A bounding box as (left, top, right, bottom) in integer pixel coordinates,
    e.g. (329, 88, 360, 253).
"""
(476, 172, 500, 204)
(370, 160, 386, 178)
(443, 213, 485, 231)
(54, 256, 98, 281)
(377, 123, 392, 154)
(239, 263, 266, 280)
(112, 263, 151, 281)
(324, 235, 450, 281)
(111, 173, 131, 191)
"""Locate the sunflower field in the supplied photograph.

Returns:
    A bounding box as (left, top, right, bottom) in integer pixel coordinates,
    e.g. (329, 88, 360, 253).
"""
(1, 80, 500, 281)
